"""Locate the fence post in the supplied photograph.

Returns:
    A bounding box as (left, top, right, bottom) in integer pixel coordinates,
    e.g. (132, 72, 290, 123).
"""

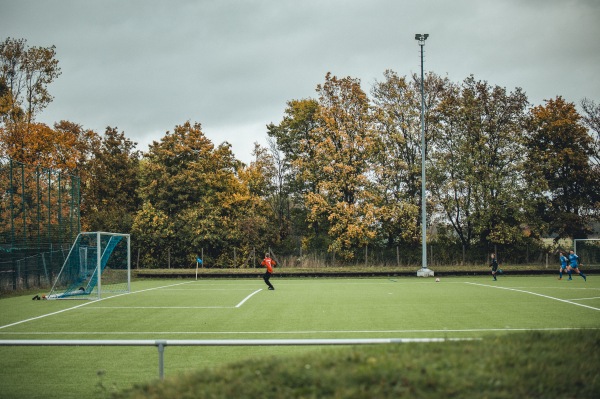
(41, 253, 49, 284)
(157, 340, 167, 380)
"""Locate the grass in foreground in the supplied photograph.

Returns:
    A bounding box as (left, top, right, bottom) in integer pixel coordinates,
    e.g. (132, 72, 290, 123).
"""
(113, 330, 600, 399)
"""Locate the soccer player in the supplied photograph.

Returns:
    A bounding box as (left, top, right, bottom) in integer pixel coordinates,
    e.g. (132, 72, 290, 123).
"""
(558, 251, 568, 280)
(260, 252, 276, 290)
(489, 253, 499, 281)
(567, 250, 587, 281)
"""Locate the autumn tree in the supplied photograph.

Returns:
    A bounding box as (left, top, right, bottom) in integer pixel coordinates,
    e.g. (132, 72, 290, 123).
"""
(580, 98, 600, 167)
(371, 71, 449, 247)
(526, 96, 596, 239)
(0, 38, 61, 161)
(133, 121, 267, 268)
(580, 98, 600, 219)
(234, 144, 280, 261)
(302, 73, 380, 260)
(266, 98, 321, 249)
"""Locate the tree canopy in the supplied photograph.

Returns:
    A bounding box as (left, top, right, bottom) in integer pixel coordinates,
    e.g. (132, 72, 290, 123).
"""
(2, 36, 599, 267)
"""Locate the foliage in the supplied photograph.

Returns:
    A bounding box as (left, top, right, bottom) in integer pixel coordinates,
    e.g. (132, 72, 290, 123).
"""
(133, 121, 278, 268)
(84, 127, 140, 233)
(526, 96, 597, 239)
(267, 98, 322, 251)
(2, 36, 599, 267)
(429, 76, 533, 248)
(0, 38, 61, 161)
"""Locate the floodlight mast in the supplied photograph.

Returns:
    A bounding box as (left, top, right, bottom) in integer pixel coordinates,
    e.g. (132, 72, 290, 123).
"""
(415, 33, 433, 277)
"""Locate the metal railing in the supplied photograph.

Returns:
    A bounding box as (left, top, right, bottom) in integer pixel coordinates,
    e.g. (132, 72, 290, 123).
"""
(0, 338, 477, 380)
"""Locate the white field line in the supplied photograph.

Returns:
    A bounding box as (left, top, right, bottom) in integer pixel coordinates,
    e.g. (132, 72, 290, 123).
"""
(570, 297, 600, 301)
(90, 306, 233, 309)
(466, 282, 600, 311)
(1, 327, 599, 336)
(0, 281, 195, 330)
(235, 289, 262, 308)
(87, 288, 263, 310)
(155, 288, 256, 291)
(1, 282, 262, 330)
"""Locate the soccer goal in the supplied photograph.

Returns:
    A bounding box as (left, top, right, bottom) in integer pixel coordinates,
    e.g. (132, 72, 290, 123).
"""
(574, 239, 600, 268)
(47, 232, 130, 300)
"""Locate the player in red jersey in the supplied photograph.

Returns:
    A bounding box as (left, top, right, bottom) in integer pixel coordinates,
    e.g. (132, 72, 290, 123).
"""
(261, 252, 277, 290)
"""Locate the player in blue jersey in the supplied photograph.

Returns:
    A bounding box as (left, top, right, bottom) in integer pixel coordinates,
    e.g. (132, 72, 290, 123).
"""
(558, 251, 568, 280)
(567, 250, 587, 281)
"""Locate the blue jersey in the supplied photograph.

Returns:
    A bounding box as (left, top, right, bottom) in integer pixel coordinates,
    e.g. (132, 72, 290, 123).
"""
(560, 255, 568, 268)
(568, 253, 579, 267)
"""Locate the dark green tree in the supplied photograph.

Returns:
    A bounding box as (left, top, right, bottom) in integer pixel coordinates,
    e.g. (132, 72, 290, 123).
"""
(428, 76, 532, 249)
(85, 126, 140, 233)
(526, 96, 596, 239)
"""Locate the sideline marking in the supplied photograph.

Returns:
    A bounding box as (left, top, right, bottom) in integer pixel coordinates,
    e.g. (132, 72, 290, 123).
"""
(571, 297, 600, 301)
(2, 327, 599, 336)
(466, 282, 600, 311)
(90, 306, 232, 309)
(0, 281, 195, 330)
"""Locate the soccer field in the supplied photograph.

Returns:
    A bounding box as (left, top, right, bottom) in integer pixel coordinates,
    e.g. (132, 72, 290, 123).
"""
(0, 275, 598, 399)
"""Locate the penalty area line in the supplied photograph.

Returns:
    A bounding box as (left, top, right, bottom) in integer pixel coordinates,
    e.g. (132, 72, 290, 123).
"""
(465, 282, 600, 311)
(236, 289, 262, 308)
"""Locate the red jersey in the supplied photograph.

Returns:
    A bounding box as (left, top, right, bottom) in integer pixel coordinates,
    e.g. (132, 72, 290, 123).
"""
(261, 257, 276, 273)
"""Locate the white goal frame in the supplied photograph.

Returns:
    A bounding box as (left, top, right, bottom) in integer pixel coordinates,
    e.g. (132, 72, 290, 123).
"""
(48, 232, 131, 300)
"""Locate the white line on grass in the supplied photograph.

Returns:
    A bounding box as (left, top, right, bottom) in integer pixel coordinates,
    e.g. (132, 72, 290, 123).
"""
(570, 297, 600, 301)
(84, 288, 263, 310)
(466, 282, 600, 311)
(156, 288, 256, 291)
(2, 327, 598, 336)
(89, 306, 233, 309)
(0, 281, 195, 330)
(235, 289, 262, 308)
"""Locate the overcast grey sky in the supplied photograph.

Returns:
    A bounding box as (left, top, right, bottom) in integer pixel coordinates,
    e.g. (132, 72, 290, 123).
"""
(2, 0, 599, 163)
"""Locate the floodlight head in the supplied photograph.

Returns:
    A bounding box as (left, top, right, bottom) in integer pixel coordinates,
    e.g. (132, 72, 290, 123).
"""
(415, 33, 429, 44)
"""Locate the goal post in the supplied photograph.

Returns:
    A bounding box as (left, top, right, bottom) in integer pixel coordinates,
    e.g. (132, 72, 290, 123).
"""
(47, 232, 131, 300)
(573, 239, 600, 268)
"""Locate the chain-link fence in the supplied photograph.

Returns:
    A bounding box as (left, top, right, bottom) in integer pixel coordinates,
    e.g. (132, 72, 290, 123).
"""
(0, 157, 80, 292)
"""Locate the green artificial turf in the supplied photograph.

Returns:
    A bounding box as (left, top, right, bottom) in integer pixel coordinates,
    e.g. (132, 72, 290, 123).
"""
(0, 276, 598, 398)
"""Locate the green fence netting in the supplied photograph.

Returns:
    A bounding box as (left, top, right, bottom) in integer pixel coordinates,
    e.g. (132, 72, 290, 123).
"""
(0, 157, 80, 291)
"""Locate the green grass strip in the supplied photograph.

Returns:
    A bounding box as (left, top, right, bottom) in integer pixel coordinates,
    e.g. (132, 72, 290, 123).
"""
(113, 329, 599, 399)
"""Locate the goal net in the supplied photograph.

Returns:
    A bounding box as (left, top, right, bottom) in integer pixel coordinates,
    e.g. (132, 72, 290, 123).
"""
(574, 239, 600, 268)
(47, 232, 130, 300)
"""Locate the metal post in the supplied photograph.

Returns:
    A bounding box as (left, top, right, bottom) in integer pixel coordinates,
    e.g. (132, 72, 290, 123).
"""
(127, 234, 131, 292)
(9, 159, 14, 247)
(415, 33, 433, 277)
(419, 36, 426, 271)
(156, 340, 166, 380)
(21, 163, 26, 244)
(97, 232, 101, 300)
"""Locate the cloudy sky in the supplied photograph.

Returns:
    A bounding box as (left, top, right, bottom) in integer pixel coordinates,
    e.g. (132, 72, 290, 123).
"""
(2, 0, 599, 163)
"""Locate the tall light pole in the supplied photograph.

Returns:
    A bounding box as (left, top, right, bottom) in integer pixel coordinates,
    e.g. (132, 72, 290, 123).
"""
(415, 33, 433, 277)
